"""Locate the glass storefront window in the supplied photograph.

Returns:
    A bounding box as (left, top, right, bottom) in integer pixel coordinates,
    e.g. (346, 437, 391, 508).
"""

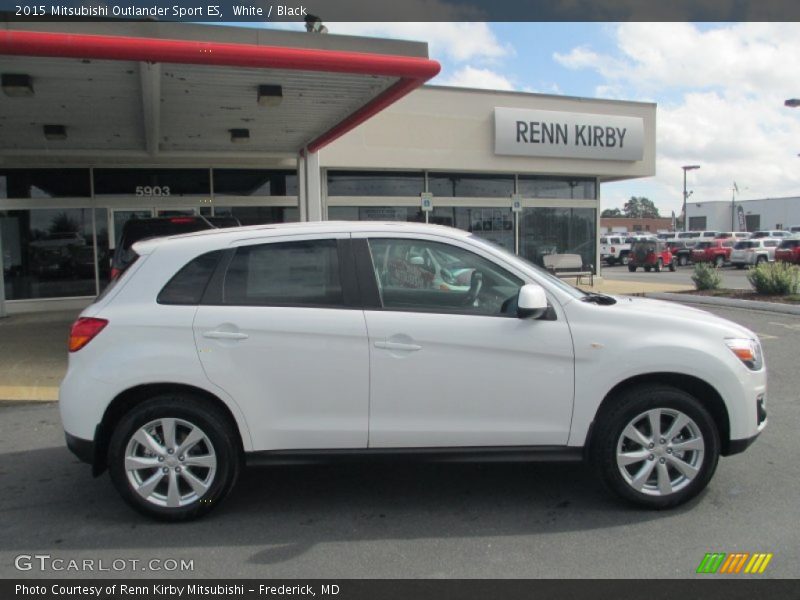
(0, 169, 90, 198)
(427, 173, 514, 198)
(1, 208, 98, 300)
(520, 207, 597, 270)
(213, 206, 298, 226)
(517, 176, 596, 199)
(93, 169, 210, 196)
(327, 171, 424, 197)
(213, 170, 298, 196)
(328, 206, 425, 222)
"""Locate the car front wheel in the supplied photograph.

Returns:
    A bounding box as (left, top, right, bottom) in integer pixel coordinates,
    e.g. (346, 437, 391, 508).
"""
(108, 394, 241, 521)
(592, 385, 720, 509)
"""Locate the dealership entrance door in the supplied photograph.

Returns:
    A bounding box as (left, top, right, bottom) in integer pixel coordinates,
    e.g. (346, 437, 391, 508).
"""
(109, 206, 205, 252)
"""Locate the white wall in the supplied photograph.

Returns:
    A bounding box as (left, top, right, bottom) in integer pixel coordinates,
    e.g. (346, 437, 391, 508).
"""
(687, 197, 800, 231)
(321, 86, 656, 181)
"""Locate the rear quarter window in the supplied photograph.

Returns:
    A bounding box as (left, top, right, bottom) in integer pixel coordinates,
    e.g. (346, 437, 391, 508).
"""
(157, 251, 223, 305)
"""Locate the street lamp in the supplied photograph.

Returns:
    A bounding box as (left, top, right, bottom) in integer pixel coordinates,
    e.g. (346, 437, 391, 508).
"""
(682, 165, 700, 232)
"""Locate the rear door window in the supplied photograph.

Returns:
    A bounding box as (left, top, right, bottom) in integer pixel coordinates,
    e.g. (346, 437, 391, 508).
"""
(223, 239, 343, 307)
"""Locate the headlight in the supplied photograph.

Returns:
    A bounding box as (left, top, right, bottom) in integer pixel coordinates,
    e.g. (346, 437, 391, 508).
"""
(725, 338, 763, 371)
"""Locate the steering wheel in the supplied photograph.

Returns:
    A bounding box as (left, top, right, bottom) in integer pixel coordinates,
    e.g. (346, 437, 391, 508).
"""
(463, 271, 483, 306)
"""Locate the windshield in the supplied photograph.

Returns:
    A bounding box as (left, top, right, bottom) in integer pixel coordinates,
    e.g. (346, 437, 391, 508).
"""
(468, 235, 588, 299)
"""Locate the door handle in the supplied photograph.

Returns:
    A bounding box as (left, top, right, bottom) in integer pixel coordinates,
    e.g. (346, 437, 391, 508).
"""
(202, 331, 249, 340)
(374, 341, 422, 352)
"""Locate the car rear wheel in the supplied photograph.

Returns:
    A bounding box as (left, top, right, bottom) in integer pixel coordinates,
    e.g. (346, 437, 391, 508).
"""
(592, 385, 720, 509)
(756, 255, 767, 265)
(714, 255, 724, 268)
(668, 260, 677, 272)
(655, 259, 663, 272)
(108, 394, 241, 521)
(679, 255, 688, 266)
(620, 254, 630, 266)
(628, 265, 637, 272)
(644, 266, 652, 272)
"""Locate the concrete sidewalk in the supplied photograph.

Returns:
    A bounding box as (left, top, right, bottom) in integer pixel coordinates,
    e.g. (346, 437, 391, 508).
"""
(0, 310, 78, 401)
(0, 277, 693, 403)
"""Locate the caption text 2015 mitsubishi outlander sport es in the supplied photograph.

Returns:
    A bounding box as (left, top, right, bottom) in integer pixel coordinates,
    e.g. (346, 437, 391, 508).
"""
(60, 222, 767, 520)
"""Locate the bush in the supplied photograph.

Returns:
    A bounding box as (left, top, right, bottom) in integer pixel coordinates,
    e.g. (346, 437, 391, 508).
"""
(691, 262, 722, 291)
(747, 262, 800, 295)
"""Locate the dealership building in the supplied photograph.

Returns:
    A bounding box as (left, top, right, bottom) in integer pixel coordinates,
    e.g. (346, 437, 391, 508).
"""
(0, 21, 655, 314)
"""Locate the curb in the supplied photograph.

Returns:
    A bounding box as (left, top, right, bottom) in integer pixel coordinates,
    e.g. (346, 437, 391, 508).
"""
(645, 292, 800, 315)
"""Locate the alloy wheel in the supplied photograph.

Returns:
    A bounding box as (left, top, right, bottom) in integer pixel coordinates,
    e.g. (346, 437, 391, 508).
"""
(124, 418, 217, 508)
(616, 408, 705, 497)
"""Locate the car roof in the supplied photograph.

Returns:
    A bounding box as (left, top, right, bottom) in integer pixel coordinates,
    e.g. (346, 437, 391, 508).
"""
(132, 221, 473, 255)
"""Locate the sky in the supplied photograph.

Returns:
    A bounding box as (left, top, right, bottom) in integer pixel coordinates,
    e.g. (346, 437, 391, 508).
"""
(264, 22, 800, 217)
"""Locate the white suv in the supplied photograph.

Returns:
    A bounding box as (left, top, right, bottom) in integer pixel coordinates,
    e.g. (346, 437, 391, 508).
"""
(730, 238, 781, 268)
(60, 222, 767, 520)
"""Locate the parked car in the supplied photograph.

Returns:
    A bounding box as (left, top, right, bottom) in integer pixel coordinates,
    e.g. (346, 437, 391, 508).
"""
(691, 239, 736, 267)
(110, 216, 240, 280)
(775, 238, 800, 264)
(628, 239, 676, 272)
(788, 225, 800, 234)
(599, 235, 631, 266)
(60, 222, 767, 520)
(730, 239, 781, 268)
(751, 230, 792, 239)
(715, 232, 751, 240)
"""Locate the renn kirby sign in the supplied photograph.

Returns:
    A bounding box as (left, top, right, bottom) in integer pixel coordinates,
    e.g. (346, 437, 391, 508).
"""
(495, 107, 644, 161)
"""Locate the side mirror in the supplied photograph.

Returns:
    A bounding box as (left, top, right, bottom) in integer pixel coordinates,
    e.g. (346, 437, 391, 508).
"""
(517, 283, 548, 319)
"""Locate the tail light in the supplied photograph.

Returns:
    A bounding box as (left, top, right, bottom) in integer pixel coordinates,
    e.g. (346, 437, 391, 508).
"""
(110, 267, 121, 280)
(69, 317, 108, 352)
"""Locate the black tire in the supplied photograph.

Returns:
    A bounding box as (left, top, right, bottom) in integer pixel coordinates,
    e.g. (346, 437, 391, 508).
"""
(591, 385, 720, 509)
(644, 266, 652, 272)
(620, 253, 630, 266)
(655, 259, 663, 272)
(628, 265, 637, 272)
(735, 264, 745, 270)
(668, 260, 677, 272)
(756, 255, 767, 265)
(679, 254, 688, 267)
(108, 393, 242, 521)
(714, 255, 724, 268)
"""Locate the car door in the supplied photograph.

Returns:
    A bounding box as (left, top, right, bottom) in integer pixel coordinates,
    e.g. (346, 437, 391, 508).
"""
(354, 234, 575, 448)
(193, 234, 370, 451)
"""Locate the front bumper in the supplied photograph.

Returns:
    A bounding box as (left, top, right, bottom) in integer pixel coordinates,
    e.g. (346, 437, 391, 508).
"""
(725, 431, 762, 456)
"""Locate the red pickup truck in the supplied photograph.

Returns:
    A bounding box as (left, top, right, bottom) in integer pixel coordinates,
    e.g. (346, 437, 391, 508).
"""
(691, 239, 735, 267)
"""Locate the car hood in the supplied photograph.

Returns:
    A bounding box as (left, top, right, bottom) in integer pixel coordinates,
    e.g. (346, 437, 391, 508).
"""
(599, 295, 757, 339)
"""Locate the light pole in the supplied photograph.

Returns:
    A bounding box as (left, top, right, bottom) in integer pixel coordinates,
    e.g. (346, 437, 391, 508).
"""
(784, 98, 800, 107)
(682, 165, 700, 232)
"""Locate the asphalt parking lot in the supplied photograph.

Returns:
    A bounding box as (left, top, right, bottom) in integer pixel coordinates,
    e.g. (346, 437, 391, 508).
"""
(0, 305, 797, 579)
(601, 263, 753, 289)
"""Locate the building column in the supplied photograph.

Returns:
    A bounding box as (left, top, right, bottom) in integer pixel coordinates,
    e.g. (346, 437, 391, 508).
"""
(297, 153, 307, 222)
(0, 223, 6, 317)
(595, 178, 602, 280)
(297, 150, 322, 222)
(305, 150, 323, 222)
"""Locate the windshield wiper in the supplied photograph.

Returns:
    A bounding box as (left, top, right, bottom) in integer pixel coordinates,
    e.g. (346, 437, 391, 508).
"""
(581, 291, 617, 305)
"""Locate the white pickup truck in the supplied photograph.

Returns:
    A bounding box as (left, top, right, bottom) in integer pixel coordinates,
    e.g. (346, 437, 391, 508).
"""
(599, 235, 631, 265)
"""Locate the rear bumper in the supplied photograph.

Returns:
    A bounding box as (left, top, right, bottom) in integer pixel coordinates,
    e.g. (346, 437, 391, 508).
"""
(65, 431, 94, 465)
(65, 424, 107, 476)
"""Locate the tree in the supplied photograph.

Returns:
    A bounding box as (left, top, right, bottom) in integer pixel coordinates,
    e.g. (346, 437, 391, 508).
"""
(601, 208, 622, 218)
(623, 196, 660, 218)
